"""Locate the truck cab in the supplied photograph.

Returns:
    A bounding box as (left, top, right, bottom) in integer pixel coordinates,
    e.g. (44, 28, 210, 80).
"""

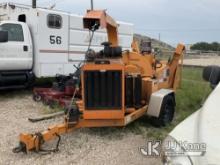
(0, 21, 34, 89)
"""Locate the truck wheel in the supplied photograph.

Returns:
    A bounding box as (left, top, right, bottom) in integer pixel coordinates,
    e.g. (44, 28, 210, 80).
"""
(150, 94, 175, 127)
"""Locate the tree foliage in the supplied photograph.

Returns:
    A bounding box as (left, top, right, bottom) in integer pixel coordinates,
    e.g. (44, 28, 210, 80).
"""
(191, 42, 220, 51)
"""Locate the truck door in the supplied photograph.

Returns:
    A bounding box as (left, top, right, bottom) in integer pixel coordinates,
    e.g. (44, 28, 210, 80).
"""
(0, 22, 33, 71)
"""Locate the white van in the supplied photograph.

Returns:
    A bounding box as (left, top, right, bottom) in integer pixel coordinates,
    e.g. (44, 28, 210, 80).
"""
(0, 3, 133, 89)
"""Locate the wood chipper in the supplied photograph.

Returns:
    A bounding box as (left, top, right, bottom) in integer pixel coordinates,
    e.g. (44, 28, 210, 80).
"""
(13, 10, 185, 154)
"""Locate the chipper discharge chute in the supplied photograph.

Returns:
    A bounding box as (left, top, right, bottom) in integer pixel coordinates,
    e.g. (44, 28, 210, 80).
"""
(13, 9, 185, 154)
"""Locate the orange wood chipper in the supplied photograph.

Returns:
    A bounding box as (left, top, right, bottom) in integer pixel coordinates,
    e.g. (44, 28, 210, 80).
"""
(13, 10, 185, 154)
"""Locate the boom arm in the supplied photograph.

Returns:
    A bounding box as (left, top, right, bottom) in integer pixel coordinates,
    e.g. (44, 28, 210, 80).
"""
(83, 10, 119, 46)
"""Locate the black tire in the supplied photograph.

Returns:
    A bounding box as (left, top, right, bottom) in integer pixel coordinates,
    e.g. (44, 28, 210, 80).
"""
(151, 94, 175, 127)
(203, 65, 220, 89)
(33, 94, 42, 102)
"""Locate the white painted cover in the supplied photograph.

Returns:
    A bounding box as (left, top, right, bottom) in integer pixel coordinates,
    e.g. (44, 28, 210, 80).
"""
(147, 89, 174, 117)
(169, 83, 220, 164)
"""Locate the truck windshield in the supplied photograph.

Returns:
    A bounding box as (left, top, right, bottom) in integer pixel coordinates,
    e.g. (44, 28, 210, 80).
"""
(0, 23, 24, 41)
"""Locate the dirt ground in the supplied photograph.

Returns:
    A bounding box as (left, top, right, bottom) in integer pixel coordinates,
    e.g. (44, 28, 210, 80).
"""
(183, 56, 220, 67)
(0, 91, 161, 165)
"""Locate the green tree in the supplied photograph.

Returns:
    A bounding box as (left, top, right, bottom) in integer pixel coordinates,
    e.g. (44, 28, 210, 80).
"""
(191, 42, 220, 51)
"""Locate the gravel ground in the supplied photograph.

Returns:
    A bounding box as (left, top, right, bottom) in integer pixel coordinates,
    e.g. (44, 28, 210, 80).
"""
(183, 57, 220, 67)
(0, 91, 161, 165)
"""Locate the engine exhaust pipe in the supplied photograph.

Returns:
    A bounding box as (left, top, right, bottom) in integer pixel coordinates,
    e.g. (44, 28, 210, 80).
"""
(32, 0, 36, 8)
(90, 0, 94, 10)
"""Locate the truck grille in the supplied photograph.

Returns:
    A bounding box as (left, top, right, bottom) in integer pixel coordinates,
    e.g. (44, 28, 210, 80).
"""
(84, 70, 122, 110)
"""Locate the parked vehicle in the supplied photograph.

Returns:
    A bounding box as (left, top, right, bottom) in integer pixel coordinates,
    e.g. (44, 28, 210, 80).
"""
(162, 65, 220, 165)
(0, 2, 133, 89)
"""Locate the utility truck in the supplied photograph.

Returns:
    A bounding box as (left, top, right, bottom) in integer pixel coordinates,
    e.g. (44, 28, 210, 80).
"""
(0, 2, 133, 89)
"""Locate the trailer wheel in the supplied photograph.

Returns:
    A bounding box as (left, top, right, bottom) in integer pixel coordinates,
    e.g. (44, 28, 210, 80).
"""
(151, 94, 175, 127)
(33, 94, 42, 102)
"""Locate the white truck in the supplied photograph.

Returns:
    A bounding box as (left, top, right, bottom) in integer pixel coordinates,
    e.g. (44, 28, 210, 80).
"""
(162, 66, 220, 165)
(0, 2, 133, 89)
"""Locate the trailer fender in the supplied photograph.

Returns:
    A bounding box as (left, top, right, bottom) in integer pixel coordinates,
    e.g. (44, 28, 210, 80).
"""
(147, 89, 175, 117)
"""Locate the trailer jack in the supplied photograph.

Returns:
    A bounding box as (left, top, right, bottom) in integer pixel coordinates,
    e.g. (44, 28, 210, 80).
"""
(12, 121, 78, 154)
(13, 132, 61, 154)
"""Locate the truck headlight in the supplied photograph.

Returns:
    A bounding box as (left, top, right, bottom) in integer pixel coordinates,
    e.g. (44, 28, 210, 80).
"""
(162, 136, 193, 165)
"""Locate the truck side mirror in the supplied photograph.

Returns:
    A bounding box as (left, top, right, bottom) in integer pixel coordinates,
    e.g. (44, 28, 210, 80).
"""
(0, 31, 8, 42)
(203, 65, 220, 89)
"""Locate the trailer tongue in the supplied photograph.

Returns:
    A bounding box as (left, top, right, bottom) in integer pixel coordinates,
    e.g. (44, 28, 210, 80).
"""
(13, 9, 185, 154)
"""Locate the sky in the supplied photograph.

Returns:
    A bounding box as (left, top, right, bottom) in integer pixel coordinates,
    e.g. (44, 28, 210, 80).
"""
(2, 0, 220, 46)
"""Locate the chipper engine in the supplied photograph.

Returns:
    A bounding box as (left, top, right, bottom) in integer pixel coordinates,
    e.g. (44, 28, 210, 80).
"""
(13, 10, 185, 153)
